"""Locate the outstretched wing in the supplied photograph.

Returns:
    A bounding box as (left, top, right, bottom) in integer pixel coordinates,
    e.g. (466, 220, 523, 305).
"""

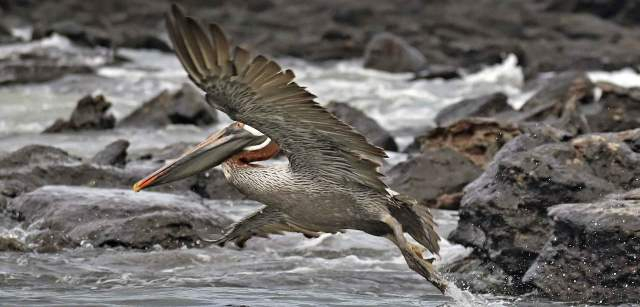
(166, 4, 388, 192)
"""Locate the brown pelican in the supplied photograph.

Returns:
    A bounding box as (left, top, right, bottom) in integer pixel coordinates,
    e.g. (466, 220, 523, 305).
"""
(133, 4, 447, 293)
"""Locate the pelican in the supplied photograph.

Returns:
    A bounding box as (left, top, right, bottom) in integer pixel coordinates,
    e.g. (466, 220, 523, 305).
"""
(133, 4, 447, 293)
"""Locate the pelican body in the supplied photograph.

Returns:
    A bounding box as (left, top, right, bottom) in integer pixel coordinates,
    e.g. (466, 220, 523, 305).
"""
(133, 4, 448, 293)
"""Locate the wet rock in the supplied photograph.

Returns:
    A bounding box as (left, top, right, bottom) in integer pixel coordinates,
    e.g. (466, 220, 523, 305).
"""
(523, 190, 640, 303)
(119, 83, 217, 128)
(412, 65, 461, 81)
(409, 118, 522, 167)
(520, 72, 640, 134)
(91, 139, 129, 167)
(326, 101, 397, 151)
(444, 252, 517, 294)
(586, 82, 640, 132)
(0, 36, 104, 84)
(363, 32, 426, 73)
(518, 71, 595, 133)
(450, 129, 640, 291)
(0, 144, 244, 201)
(43, 94, 115, 133)
(546, 0, 640, 26)
(387, 148, 482, 209)
(434, 93, 513, 127)
(8, 186, 232, 250)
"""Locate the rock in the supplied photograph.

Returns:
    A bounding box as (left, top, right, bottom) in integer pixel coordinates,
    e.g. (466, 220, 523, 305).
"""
(91, 139, 129, 167)
(434, 93, 514, 127)
(523, 190, 640, 303)
(43, 94, 115, 133)
(412, 65, 461, 81)
(326, 101, 397, 151)
(586, 82, 640, 132)
(119, 83, 217, 128)
(387, 148, 482, 209)
(520, 73, 640, 134)
(450, 129, 640, 292)
(0, 144, 244, 201)
(8, 186, 232, 250)
(546, 0, 640, 26)
(0, 236, 27, 252)
(518, 71, 595, 133)
(409, 118, 522, 167)
(363, 32, 426, 73)
(444, 252, 516, 294)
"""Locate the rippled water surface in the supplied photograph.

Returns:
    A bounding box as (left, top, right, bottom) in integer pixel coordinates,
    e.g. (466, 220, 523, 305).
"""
(1, 37, 636, 306)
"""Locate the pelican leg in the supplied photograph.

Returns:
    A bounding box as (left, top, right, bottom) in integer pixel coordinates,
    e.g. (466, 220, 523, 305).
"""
(382, 215, 448, 294)
(203, 206, 320, 248)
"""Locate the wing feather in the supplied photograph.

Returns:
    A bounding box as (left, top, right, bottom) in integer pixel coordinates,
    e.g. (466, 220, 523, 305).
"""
(166, 4, 388, 192)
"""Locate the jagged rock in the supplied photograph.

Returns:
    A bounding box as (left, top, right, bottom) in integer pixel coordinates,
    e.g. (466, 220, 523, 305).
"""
(450, 129, 640, 292)
(387, 148, 482, 209)
(434, 93, 514, 127)
(523, 189, 640, 303)
(43, 94, 115, 133)
(408, 118, 522, 167)
(363, 32, 426, 73)
(119, 83, 217, 128)
(91, 139, 129, 167)
(326, 101, 397, 151)
(8, 186, 232, 251)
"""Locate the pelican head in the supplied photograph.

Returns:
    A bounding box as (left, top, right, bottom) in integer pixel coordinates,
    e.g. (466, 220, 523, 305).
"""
(133, 122, 272, 192)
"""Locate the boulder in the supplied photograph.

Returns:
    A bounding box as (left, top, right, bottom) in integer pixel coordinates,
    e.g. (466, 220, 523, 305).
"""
(434, 93, 514, 127)
(450, 129, 640, 291)
(43, 95, 115, 133)
(408, 118, 522, 167)
(523, 190, 640, 303)
(8, 186, 232, 251)
(119, 83, 217, 128)
(387, 148, 482, 209)
(90, 139, 129, 167)
(326, 101, 397, 151)
(363, 32, 426, 73)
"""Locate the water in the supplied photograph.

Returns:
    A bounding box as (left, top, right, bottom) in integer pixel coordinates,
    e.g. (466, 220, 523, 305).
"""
(1, 36, 639, 306)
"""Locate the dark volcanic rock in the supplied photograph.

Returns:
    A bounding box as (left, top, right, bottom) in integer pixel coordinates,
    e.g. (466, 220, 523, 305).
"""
(450, 129, 640, 291)
(119, 83, 217, 128)
(91, 139, 129, 167)
(8, 186, 231, 251)
(412, 65, 461, 81)
(0, 39, 102, 84)
(586, 82, 640, 132)
(363, 32, 426, 73)
(0, 144, 243, 201)
(409, 118, 522, 168)
(444, 252, 515, 294)
(43, 95, 115, 133)
(434, 93, 514, 127)
(518, 71, 595, 134)
(5, 1, 640, 76)
(387, 148, 482, 209)
(520, 72, 640, 134)
(326, 101, 397, 151)
(523, 189, 640, 303)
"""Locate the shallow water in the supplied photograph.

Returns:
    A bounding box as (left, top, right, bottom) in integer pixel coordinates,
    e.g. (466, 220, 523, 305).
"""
(2, 36, 639, 306)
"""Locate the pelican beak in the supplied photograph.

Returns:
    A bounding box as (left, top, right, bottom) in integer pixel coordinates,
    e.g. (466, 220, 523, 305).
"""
(132, 125, 268, 192)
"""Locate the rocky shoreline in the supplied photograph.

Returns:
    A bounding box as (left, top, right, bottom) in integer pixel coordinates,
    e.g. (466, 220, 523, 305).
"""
(1, 0, 639, 304)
